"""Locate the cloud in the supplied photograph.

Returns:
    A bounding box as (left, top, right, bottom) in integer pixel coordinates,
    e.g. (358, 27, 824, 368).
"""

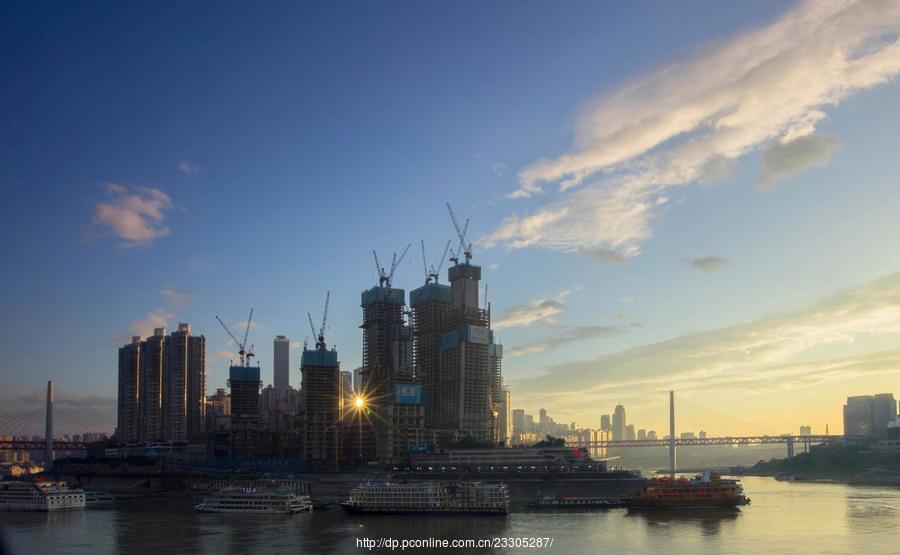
(93, 183, 174, 247)
(160, 287, 193, 308)
(487, 0, 900, 258)
(586, 247, 631, 264)
(756, 134, 841, 188)
(494, 294, 568, 330)
(687, 256, 731, 272)
(128, 308, 173, 337)
(177, 160, 199, 175)
(506, 325, 622, 357)
(510, 271, 900, 410)
(290, 341, 303, 350)
(213, 350, 237, 362)
(491, 162, 508, 176)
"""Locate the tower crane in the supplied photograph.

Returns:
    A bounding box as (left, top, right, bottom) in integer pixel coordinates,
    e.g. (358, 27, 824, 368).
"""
(308, 291, 330, 351)
(373, 243, 411, 288)
(446, 203, 472, 264)
(216, 308, 255, 365)
(421, 239, 452, 284)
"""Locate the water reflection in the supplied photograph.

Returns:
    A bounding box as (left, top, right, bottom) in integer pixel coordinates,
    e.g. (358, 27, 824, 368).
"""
(626, 508, 741, 535)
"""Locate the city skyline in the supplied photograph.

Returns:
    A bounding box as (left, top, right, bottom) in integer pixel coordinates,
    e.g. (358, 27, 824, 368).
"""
(4, 0, 900, 436)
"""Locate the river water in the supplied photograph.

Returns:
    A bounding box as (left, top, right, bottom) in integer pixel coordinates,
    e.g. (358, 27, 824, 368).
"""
(0, 477, 897, 554)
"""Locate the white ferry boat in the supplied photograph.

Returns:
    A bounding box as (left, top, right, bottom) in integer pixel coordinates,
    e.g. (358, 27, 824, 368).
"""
(341, 481, 510, 514)
(0, 480, 86, 511)
(196, 487, 312, 514)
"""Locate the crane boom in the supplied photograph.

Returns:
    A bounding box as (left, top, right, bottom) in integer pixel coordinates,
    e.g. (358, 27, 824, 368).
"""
(373, 250, 386, 286)
(241, 308, 253, 354)
(388, 243, 411, 286)
(435, 239, 452, 282)
(217, 314, 248, 365)
(420, 240, 430, 283)
(308, 313, 317, 344)
(318, 291, 330, 349)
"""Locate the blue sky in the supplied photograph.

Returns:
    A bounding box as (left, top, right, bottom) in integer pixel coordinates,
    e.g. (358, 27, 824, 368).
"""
(3, 0, 900, 434)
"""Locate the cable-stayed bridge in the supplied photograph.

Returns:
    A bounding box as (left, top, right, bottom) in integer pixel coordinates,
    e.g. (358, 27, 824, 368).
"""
(0, 381, 115, 460)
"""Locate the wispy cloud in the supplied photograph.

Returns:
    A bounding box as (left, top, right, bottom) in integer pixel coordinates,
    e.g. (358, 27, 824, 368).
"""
(485, 0, 900, 259)
(160, 287, 194, 308)
(510, 271, 900, 411)
(494, 290, 574, 330)
(687, 256, 731, 272)
(93, 183, 174, 247)
(506, 324, 622, 357)
(128, 308, 173, 337)
(177, 160, 199, 175)
(491, 162, 508, 176)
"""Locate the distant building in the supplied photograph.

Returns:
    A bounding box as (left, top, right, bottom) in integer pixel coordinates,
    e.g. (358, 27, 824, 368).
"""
(140, 328, 166, 442)
(844, 395, 877, 437)
(512, 409, 525, 440)
(539, 408, 548, 429)
(612, 405, 626, 441)
(647, 430, 657, 440)
(498, 386, 511, 445)
(680, 432, 695, 439)
(352, 367, 363, 393)
(600, 414, 611, 432)
(698, 430, 707, 439)
(625, 424, 635, 441)
(340, 371, 354, 413)
(637, 429, 646, 440)
(800, 425, 812, 436)
(273, 335, 290, 393)
(874, 393, 897, 438)
(163, 323, 205, 442)
(525, 414, 535, 434)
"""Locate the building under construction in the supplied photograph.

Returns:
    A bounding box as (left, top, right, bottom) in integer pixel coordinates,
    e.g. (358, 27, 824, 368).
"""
(359, 247, 427, 462)
(228, 364, 261, 459)
(300, 294, 341, 469)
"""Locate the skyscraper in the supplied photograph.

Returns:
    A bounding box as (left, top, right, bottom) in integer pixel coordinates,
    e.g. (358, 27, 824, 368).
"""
(162, 323, 205, 442)
(512, 409, 525, 441)
(435, 259, 503, 444)
(600, 414, 611, 432)
(274, 335, 290, 393)
(612, 404, 626, 441)
(410, 281, 452, 430)
(117, 336, 142, 444)
(229, 364, 261, 458)
(360, 283, 423, 461)
(300, 339, 340, 469)
(139, 328, 166, 442)
(499, 386, 511, 446)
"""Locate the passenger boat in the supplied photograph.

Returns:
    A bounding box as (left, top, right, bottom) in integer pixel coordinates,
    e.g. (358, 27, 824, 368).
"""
(0, 480, 86, 511)
(195, 486, 313, 514)
(340, 481, 510, 514)
(527, 495, 624, 508)
(625, 471, 749, 510)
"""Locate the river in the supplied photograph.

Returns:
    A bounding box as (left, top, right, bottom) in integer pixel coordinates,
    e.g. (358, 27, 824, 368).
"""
(0, 477, 897, 554)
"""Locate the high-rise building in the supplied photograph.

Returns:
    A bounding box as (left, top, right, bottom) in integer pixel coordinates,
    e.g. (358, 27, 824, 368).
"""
(539, 408, 548, 428)
(352, 367, 363, 393)
(229, 365, 261, 458)
(410, 281, 452, 430)
(340, 371, 354, 413)
(647, 430, 657, 440)
(625, 424, 635, 441)
(274, 335, 290, 393)
(600, 414, 611, 432)
(300, 341, 340, 469)
(360, 283, 424, 461)
(873, 393, 897, 438)
(139, 328, 166, 442)
(434, 260, 503, 444)
(162, 323, 205, 442)
(637, 429, 646, 440)
(612, 404, 626, 441)
(259, 384, 279, 432)
(843, 395, 876, 437)
(117, 336, 142, 444)
(799, 425, 812, 436)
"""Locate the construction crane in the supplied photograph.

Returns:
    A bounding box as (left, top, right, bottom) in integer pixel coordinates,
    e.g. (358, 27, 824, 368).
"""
(308, 291, 330, 351)
(373, 243, 411, 288)
(447, 203, 472, 264)
(216, 308, 255, 366)
(421, 239, 452, 284)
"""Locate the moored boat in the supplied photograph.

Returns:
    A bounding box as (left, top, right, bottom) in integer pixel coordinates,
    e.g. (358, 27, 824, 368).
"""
(527, 495, 624, 508)
(341, 481, 510, 515)
(0, 480, 86, 512)
(625, 471, 749, 510)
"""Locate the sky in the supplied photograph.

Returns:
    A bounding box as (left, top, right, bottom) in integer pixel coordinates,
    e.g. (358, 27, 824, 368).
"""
(3, 0, 900, 436)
